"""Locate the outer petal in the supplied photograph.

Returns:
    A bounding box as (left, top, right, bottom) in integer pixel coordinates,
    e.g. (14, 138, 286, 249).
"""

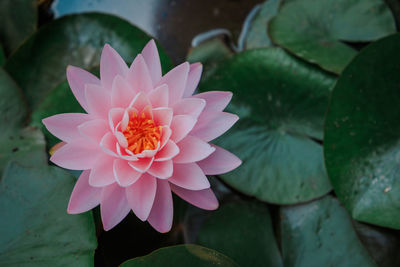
(173, 135, 215, 163)
(113, 159, 142, 187)
(100, 183, 131, 231)
(172, 98, 205, 118)
(183, 63, 203, 98)
(141, 39, 162, 85)
(170, 115, 196, 143)
(111, 75, 136, 108)
(147, 180, 173, 233)
(50, 139, 100, 170)
(160, 126, 172, 149)
(100, 132, 118, 157)
(85, 84, 112, 118)
(127, 54, 153, 94)
(157, 62, 189, 105)
(147, 160, 173, 179)
(78, 119, 109, 144)
(100, 44, 129, 90)
(193, 91, 232, 112)
(148, 84, 169, 108)
(154, 140, 179, 161)
(129, 92, 151, 113)
(66, 66, 100, 112)
(128, 157, 154, 173)
(170, 184, 218, 210)
(191, 112, 238, 142)
(108, 108, 125, 132)
(126, 173, 157, 221)
(89, 154, 116, 187)
(152, 107, 173, 126)
(42, 113, 90, 142)
(67, 170, 102, 214)
(197, 145, 242, 175)
(168, 163, 210, 190)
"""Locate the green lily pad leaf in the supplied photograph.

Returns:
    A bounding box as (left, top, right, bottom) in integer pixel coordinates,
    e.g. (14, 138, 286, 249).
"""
(354, 222, 400, 267)
(200, 48, 335, 204)
(0, 162, 97, 266)
(0, 68, 26, 129)
(197, 201, 283, 267)
(280, 195, 376, 267)
(242, 0, 281, 49)
(0, 0, 37, 55)
(324, 33, 400, 229)
(269, 0, 396, 74)
(5, 12, 173, 111)
(120, 244, 239, 267)
(0, 127, 46, 174)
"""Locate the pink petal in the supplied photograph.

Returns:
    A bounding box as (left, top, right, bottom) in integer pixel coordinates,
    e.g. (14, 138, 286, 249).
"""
(152, 107, 173, 126)
(129, 92, 151, 113)
(50, 139, 100, 170)
(148, 84, 169, 108)
(42, 113, 90, 142)
(147, 160, 173, 179)
(88, 154, 116, 187)
(100, 132, 118, 157)
(108, 108, 125, 132)
(170, 184, 218, 210)
(160, 126, 172, 149)
(183, 63, 203, 97)
(78, 119, 109, 144)
(113, 159, 142, 187)
(173, 135, 215, 163)
(115, 131, 128, 148)
(155, 140, 179, 161)
(168, 163, 210, 190)
(172, 98, 205, 118)
(141, 39, 162, 85)
(197, 145, 242, 175)
(157, 62, 189, 105)
(66, 66, 100, 112)
(127, 54, 153, 94)
(85, 84, 111, 118)
(147, 180, 173, 233)
(67, 170, 102, 214)
(100, 183, 131, 231)
(191, 112, 238, 142)
(193, 91, 232, 112)
(170, 115, 197, 143)
(128, 157, 154, 173)
(125, 173, 157, 221)
(100, 44, 129, 90)
(111, 75, 136, 108)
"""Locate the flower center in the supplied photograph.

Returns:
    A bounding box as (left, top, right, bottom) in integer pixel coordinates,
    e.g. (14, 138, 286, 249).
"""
(123, 112, 162, 154)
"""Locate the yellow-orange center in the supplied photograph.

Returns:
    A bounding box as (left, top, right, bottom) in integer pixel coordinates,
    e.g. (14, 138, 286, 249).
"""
(123, 112, 162, 154)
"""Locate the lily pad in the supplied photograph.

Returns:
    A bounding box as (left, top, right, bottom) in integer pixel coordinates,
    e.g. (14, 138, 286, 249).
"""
(280, 195, 376, 267)
(200, 48, 335, 204)
(197, 201, 283, 267)
(120, 244, 239, 267)
(269, 0, 396, 74)
(0, 162, 97, 266)
(324, 33, 400, 229)
(0, 0, 37, 54)
(5, 13, 173, 111)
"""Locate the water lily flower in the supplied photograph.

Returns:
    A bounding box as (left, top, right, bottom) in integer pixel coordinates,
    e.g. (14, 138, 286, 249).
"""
(43, 40, 241, 233)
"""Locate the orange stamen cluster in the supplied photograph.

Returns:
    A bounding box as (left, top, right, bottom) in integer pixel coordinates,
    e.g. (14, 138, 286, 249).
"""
(123, 112, 162, 154)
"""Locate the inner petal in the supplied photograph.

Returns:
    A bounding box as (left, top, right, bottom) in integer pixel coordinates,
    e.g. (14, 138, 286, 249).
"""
(123, 109, 162, 155)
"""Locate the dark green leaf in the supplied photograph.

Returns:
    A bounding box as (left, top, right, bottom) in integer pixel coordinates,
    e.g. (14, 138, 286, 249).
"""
(5, 13, 173, 111)
(0, 162, 97, 266)
(200, 48, 335, 204)
(0, 44, 5, 66)
(324, 33, 400, 229)
(0, 0, 37, 54)
(187, 37, 233, 69)
(280, 195, 376, 267)
(197, 201, 283, 267)
(120, 244, 239, 267)
(243, 0, 281, 49)
(269, 0, 396, 73)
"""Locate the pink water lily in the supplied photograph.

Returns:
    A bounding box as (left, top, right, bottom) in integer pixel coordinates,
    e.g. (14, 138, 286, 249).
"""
(43, 40, 241, 233)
